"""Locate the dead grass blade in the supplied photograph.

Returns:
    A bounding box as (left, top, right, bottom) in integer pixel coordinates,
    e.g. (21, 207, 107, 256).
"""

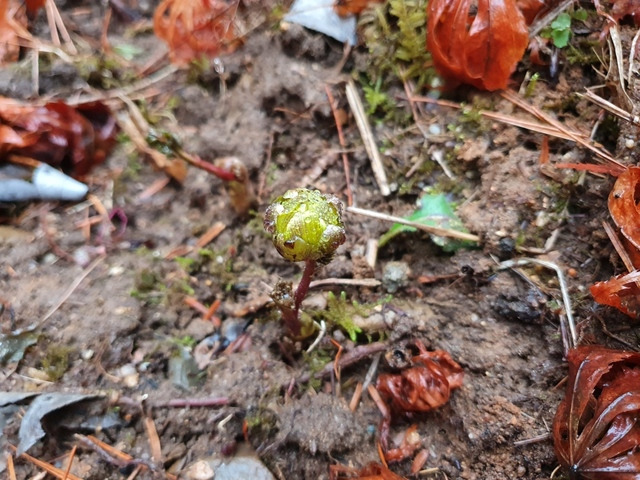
(345, 80, 391, 196)
(346, 206, 480, 243)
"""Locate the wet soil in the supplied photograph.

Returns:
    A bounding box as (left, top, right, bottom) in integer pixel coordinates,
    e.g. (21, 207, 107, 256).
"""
(1, 2, 639, 480)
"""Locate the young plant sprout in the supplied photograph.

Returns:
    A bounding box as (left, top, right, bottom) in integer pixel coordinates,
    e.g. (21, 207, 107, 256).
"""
(264, 188, 346, 337)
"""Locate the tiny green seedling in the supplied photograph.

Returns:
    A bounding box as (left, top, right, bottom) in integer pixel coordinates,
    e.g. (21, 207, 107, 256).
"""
(264, 188, 346, 337)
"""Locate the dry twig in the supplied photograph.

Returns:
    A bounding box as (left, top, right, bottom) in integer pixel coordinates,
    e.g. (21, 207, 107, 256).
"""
(346, 206, 479, 242)
(345, 80, 391, 196)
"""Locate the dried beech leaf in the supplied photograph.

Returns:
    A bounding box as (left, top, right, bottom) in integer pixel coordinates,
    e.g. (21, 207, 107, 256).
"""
(590, 270, 640, 319)
(609, 166, 640, 252)
(426, 0, 529, 90)
(153, 0, 240, 65)
(0, 0, 24, 65)
(516, 0, 547, 24)
(553, 345, 640, 479)
(611, 0, 640, 25)
(0, 97, 117, 176)
(377, 343, 463, 414)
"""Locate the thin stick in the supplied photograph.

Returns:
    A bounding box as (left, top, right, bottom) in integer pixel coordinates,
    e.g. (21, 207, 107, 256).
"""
(39, 256, 104, 328)
(513, 432, 552, 446)
(345, 80, 391, 196)
(580, 89, 640, 126)
(195, 222, 226, 248)
(125, 465, 143, 480)
(306, 320, 326, 354)
(315, 342, 389, 379)
(349, 382, 363, 412)
(309, 277, 381, 289)
(602, 221, 635, 273)
(325, 85, 353, 206)
(629, 29, 640, 89)
(409, 95, 585, 140)
(501, 90, 622, 169)
(143, 415, 163, 463)
(346, 206, 479, 242)
(154, 397, 229, 408)
(8, 446, 83, 480)
(498, 258, 576, 351)
(362, 352, 382, 392)
(62, 445, 76, 480)
(7, 452, 16, 480)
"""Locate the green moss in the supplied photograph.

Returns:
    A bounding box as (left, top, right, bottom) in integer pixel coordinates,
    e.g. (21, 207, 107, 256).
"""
(41, 345, 73, 382)
(360, 0, 435, 91)
(130, 269, 166, 305)
(309, 291, 372, 341)
(74, 54, 134, 89)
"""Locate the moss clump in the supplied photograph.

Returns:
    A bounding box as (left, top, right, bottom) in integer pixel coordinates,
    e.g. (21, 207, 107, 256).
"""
(41, 345, 73, 382)
(360, 0, 435, 90)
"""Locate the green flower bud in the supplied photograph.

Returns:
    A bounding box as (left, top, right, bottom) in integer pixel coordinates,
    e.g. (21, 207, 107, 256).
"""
(264, 188, 346, 264)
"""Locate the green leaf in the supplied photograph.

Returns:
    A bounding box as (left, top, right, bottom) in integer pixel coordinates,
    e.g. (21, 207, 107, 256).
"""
(378, 193, 476, 252)
(572, 9, 588, 22)
(550, 13, 571, 48)
(551, 12, 571, 30)
(551, 28, 571, 48)
(113, 43, 143, 61)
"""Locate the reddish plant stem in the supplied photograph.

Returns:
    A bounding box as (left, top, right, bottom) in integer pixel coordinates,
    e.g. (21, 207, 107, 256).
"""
(294, 259, 316, 313)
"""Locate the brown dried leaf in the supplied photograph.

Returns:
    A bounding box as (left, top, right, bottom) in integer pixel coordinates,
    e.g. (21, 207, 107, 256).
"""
(377, 342, 463, 414)
(333, 0, 384, 17)
(426, 0, 529, 91)
(0, 97, 117, 176)
(611, 0, 640, 25)
(609, 167, 640, 252)
(553, 345, 640, 479)
(590, 270, 640, 319)
(153, 0, 241, 65)
(0, 0, 24, 65)
(24, 0, 44, 17)
(516, 0, 548, 24)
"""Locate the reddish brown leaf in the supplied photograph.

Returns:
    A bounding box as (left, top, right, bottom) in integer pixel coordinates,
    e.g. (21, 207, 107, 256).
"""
(426, 0, 529, 90)
(516, 0, 548, 24)
(153, 0, 241, 65)
(0, 97, 117, 176)
(25, 0, 45, 17)
(0, 0, 23, 65)
(553, 345, 640, 479)
(590, 270, 640, 319)
(377, 342, 463, 415)
(611, 0, 640, 25)
(333, 0, 384, 17)
(609, 166, 640, 252)
(330, 462, 407, 480)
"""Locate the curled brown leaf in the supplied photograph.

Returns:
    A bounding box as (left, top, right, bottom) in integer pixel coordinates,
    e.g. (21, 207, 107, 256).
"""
(426, 0, 529, 90)
(590, 270, 640, 319)
(553, 345, 640, 479)
(153, 0, 241, 65)
(609, 166, 640, 252)
(0, 97, 117, 176)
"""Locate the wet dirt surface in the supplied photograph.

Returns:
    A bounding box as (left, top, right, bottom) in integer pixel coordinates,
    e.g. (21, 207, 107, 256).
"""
(1, 2, 640, 479)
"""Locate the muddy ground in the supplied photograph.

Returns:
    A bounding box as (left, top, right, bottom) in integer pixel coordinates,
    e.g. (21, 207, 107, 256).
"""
(1, 2, 639, 479)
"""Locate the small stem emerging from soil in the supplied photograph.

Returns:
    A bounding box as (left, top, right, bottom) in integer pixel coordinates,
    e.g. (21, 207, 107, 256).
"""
(295, 259, 316, 313)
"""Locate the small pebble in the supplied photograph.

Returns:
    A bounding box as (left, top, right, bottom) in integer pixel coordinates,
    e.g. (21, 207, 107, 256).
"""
(184, 460, 215, 480)
(382, 261, 411, 293)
